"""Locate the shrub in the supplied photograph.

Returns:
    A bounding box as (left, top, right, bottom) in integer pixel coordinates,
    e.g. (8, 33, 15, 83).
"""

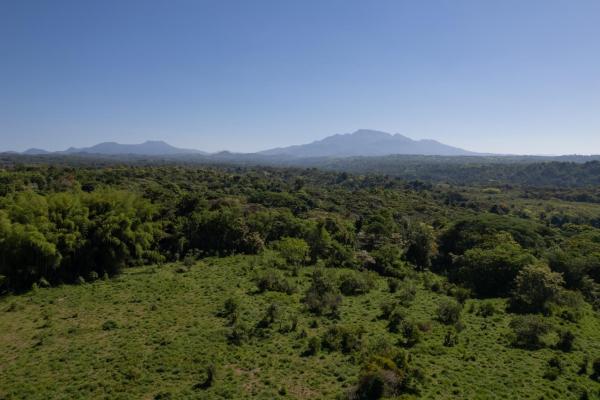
(102, 320, 118, 331)
(379, 301, 397, 320)
(339, 271, 376, 296)
(556, 330, 576, 352)
(449, 286, 471, 304)
(509, 262, 564, 314)
(592, 357, 600, 380)
(370, 244, 408, 278)
(397, 282, 417, 306)
(217, 297, 239, 325)
(304, 336, 321, 356)
(193, 364, 217, 390)
(348, 350, 424, 399)
(321, 325, 364, 354)
(387, 307, 407, 333)
(578, 356, 588, 375)
(398, 320, 421, 348)
(387, 278, 400, 293)
(303, 269, 342, 317)
(436, 299, 462, 325)
(477, 301, 497, 317)
(274, 237, 310, 266)
(543, 356, 564, 381)
(256, 302, 281, 329)
(404, 222, 438, 270)
(254, 269, 295, 294)
(324, 240, 358, 269)
(443, 329, 459, 347)
(227, 323, 251, 346)
(509, 315, 552, 349)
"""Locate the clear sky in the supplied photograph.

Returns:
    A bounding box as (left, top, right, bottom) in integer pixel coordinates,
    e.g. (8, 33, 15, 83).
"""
(1, 0, 599, 154)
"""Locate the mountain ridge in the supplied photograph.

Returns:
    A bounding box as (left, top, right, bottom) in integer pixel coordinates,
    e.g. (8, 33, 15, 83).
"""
(12, 130, 478, 157)
(258, 129, 478, 157)
(60, 140, 206, 156)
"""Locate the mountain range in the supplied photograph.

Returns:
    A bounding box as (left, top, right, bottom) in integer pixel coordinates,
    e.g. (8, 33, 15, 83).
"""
(259, 129, 476, 157)
(16, 130, 476, 158)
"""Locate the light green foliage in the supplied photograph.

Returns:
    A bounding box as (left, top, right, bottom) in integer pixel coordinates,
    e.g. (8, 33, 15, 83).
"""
(1, 257, 600, 398)
(274, 237, 310, 267)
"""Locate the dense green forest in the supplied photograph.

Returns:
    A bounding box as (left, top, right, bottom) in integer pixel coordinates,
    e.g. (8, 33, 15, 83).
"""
(2, 161, 600, 399)
(4, 152, 600, 188)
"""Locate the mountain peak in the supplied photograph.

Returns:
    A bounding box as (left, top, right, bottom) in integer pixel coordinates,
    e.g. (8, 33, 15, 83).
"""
(259, 129, 476, 158)
(42, 141, 208, 156)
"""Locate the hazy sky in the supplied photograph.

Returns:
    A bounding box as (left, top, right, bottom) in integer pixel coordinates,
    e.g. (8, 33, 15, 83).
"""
(1, 0, 599, 154)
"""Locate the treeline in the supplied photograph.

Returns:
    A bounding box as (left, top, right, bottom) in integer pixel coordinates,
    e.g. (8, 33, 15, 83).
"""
(315, 158, 600, 187)
(0, 190, 159, 291)
(4, 153, 600, 188)
(1, 164, 600, 318)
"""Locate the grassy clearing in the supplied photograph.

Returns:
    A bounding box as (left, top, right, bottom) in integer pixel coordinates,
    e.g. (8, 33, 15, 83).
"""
(1, 255, 600, 399)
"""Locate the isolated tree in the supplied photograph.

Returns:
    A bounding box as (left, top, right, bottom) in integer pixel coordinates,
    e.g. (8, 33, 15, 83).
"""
(404, 222, 437, 270)
(455, 232, 536, 297)
(510, 262, 564, 314)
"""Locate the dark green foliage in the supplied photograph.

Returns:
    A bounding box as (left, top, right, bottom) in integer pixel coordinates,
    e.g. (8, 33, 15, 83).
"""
(305, 222, 332, 264)
(193, 364, 217, 390)
(217, 297, 239, 325)
(304, 336, 321, 356)
(436, 299, 462, 325)
(339, 271, 376, 296)
(387, 307, 407, 333)
(477, 301, 497, 317)
(509, 263, 564, 314)
(254, 269, 296, 294)
(509, 315, 552, 349)
(321, 325, 364, 354)
(592, 358, 600, 380)
(443, 329, 459, 347)
(387, 278, 400, 293)
(349, 350, 423, 399)
(397, 282, 417, 306)
(102, 320, 118, 331)
(227, 323, 251, 346)
(303, 269, 342, 316)
(437, 215, 553, 265)
(177, 206, 264, 257)
(454, 233, 536, 297)
(543, 356, 564, 381)
(370, 244, 407, 278)
(556, 329, 576, 352)
(257, 302, 281, 329)
(398, 320, 421, 348)
(404, 222, 437, 270)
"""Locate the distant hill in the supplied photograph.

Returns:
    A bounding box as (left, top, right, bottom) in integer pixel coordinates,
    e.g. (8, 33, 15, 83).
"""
(60, 140, 206, 156)
(13, 130, 476, 157)
(259, 129, 478, 157)
(23, 148, 50, 155)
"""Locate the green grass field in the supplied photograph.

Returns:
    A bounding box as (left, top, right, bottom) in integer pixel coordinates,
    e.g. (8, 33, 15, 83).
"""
(2, 255, 600, 399)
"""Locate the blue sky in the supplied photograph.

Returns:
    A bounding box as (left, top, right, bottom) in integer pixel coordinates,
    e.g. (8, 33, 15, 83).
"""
(1, 0, 599, 154)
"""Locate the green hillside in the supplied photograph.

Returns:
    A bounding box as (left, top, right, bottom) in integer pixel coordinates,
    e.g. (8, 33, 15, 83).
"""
(2, 164, 600, 399)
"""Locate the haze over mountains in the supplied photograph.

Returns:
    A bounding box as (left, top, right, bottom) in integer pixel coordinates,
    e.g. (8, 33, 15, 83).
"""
(259, 129, 477, 157)
(17, 130, 476, 158)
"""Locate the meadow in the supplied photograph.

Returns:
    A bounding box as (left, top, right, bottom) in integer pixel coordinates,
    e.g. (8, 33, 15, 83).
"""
(2, 254, 600, 399)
